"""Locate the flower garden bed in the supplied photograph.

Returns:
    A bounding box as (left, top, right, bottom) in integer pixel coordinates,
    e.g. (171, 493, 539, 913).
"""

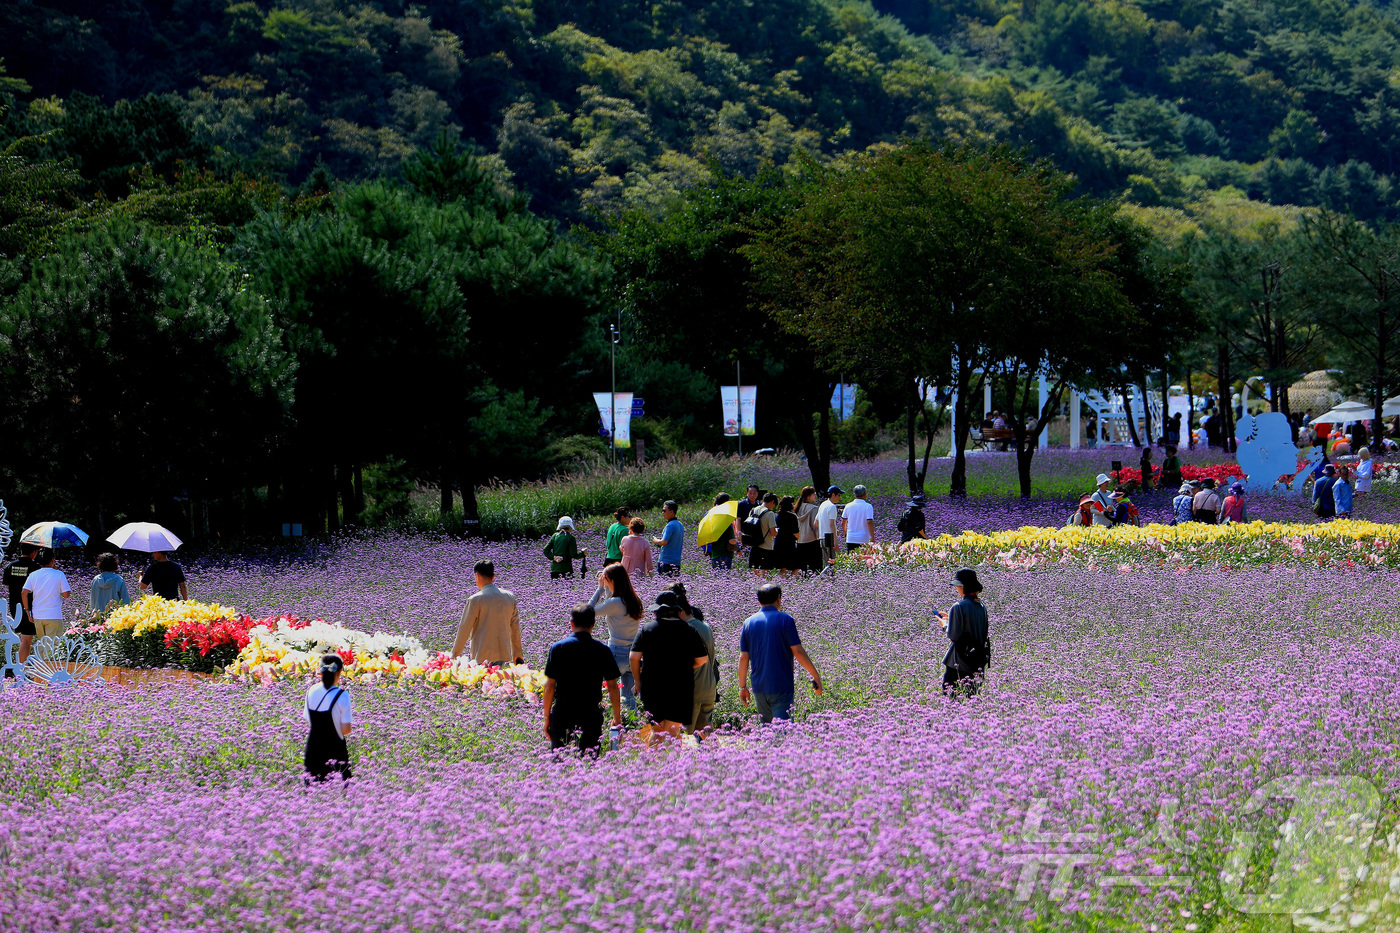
(864, 519, 1400, 570)
(82, 596, 545, 699)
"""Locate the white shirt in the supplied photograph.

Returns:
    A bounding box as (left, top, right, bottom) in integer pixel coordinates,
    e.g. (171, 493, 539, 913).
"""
(1356, 459, 1374, 492)
(23, 567, 70, 618)
(842, 497, 875, 543)
(304, 684, 353, 734)
(816, 499, 841, 536)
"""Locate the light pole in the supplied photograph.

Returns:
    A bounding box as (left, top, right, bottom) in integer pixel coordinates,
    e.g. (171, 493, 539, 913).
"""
(610, 322, 619, 469)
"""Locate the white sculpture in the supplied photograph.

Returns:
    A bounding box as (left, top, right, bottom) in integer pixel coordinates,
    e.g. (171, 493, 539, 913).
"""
(24, 635, 102, 687)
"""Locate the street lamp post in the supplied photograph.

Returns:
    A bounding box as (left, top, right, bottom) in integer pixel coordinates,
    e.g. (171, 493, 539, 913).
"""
(610, 322, 619, 469)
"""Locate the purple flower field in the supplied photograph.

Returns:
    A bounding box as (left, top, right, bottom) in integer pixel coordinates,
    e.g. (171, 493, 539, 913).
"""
(6, 522, 1400, 931)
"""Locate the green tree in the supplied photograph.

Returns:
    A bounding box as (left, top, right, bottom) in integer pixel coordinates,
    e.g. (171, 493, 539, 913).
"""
(0, 218, 292, 536)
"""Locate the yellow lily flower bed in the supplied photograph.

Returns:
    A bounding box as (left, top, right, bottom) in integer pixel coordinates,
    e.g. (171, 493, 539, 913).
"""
(862, 520, 1400, 570)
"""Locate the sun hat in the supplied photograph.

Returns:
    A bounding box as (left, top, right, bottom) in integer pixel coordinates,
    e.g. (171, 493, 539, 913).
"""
(1324, 464, 1336, 475)
(648, 591, 683, 617)
(907, 494, 927, 508)
(951, 568, 983, 593)
(556, 516, 575, 531)
(1201, 478, 1216, 489)
(1230, 482, 1245, 495)
(1095, 473, 1112, 486)
(1178, 483, 1193, 495)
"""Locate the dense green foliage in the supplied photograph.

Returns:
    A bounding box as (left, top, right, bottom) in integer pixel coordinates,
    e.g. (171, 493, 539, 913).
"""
(6, 0, 1400, 219)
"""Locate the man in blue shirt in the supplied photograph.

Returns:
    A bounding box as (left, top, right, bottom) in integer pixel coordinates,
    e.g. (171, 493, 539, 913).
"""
(653, 500, 685, 576)
(737, 584, 822, 723)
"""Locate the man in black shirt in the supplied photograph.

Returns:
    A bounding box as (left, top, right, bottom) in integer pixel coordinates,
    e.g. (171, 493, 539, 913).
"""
(2, 544, 39, 656)
(629, 591, 709, 738)
(542, 605, 623, 754)
(140, 551, 187, 601)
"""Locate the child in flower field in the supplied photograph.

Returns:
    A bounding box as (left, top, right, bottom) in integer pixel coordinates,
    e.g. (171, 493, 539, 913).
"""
(304, 654, 353, 784)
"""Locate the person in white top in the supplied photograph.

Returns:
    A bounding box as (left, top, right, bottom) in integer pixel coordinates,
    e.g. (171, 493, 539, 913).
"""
(816, 486, 843, 573)
(841, 485, 875, 550)
(21, 550, 71, 647)
(304, 654, 353, 783)
(1356, 447, 1375, 493)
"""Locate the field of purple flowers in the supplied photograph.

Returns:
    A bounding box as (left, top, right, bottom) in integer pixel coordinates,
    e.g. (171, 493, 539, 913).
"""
(5, 515, 1400, 931)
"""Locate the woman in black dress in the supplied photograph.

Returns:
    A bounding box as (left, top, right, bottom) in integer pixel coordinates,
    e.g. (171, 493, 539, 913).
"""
(773, 495, 800, 576)
(304, 654, 353, 783)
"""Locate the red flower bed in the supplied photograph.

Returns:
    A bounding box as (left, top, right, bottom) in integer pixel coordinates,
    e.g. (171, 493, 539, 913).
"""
(163, 614, 315, 673)
(1111, 462, 1308, 491)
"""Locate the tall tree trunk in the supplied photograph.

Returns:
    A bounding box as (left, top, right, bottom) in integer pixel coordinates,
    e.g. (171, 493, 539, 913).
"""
(339, 462, 358, 526)
(1217, 344, 1235, 452)
(791, 379, 833, 492)
(1122, 385, 1143, 447)
(1141, 379, 1154, 445)
(949, 363, 975, 498)
(1160, 368, 1170, 443)
(1186, 372, 1196, 449)
(325, 464, 340, 534)
(352, 465, 365, 521)
(905, 376, 921, 495)
(439, 461, 454, 519)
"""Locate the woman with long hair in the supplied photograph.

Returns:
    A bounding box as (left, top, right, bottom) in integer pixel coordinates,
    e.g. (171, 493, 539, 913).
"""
(794, 486, 822, 575)
(774, 495, 799, 576)
(589, 563, 645, 708)
(304, 654, 353, 783)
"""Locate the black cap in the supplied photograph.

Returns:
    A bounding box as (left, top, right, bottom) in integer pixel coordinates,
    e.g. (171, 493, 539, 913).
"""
(648, 591, 683, 617)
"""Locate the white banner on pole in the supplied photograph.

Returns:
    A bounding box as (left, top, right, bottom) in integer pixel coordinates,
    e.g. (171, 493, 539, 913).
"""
(738, 385, 757, 436)
(721, 386, 740, 436)
(593, 392, 633, 448)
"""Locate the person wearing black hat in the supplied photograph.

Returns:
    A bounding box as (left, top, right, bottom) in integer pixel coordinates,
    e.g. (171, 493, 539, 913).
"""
(629, 591, 710, 738)
(935, 569, 990, 698)
(897, 495, 928, 544)
(303, 654, 353, 783)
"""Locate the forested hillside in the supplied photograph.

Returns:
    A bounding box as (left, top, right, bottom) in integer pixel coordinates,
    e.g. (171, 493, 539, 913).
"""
(4, 0, 1400, 220)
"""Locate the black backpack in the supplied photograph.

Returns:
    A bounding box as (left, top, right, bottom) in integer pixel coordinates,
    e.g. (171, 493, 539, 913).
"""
(740, 507, 767, 547)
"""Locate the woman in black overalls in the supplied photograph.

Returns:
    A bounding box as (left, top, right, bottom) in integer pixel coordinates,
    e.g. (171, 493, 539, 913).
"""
(304, 654, 353, 783)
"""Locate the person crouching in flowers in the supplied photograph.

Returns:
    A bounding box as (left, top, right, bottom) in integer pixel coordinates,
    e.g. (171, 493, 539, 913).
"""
(935, 568, 990, 698)
(304, 654, 353, 784)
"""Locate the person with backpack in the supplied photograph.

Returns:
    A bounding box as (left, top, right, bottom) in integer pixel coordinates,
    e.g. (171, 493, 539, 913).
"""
(742, 493, 777, 576)
(935, 568, 990, 698)
(1192, 479, 1222, 524)
(544, 517, 586, 579)
(897, 495, 928, 544)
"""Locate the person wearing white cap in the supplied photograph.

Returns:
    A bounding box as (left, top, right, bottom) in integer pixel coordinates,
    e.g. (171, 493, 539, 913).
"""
(1087, 474, 1117, 525)
(544, 516, 587, 579)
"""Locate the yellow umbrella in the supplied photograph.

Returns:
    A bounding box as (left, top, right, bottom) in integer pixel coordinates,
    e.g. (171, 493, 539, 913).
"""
(697, 500, 739, 547)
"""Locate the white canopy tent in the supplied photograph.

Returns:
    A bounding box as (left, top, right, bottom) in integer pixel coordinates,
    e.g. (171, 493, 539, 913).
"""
(1312, 400, 1375, 424)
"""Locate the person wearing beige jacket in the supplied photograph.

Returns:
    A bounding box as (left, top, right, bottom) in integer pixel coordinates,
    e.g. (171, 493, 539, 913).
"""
(452, 560, 524, 665)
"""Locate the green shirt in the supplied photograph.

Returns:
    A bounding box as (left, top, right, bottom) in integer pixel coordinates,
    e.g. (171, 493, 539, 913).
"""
(606, 522, 628, 561)
(544, 531, 583, 574)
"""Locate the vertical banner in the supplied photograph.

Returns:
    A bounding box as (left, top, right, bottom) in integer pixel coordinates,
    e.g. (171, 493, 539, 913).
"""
(830, 384, 858, 420)
(721, 386, 740, 436)
(739, 385, 757, 436)
(593, 392, 633, 448)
